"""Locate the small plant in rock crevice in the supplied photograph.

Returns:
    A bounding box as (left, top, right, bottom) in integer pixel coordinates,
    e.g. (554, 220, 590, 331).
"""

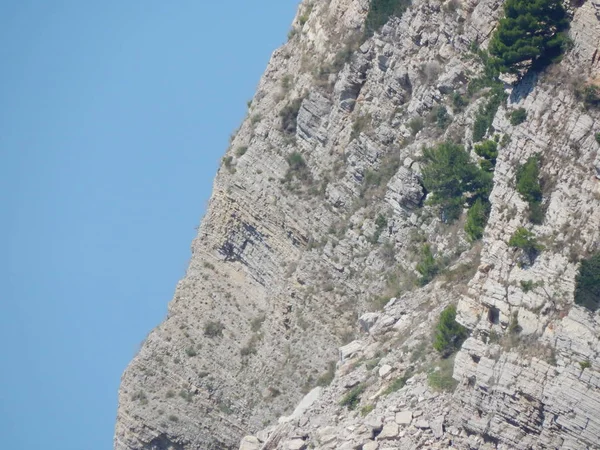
(340, 383, 366, 410)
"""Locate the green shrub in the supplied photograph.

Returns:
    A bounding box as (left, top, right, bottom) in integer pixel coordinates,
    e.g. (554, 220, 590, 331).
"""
(516, 156, 544, 223)
(574, 252, 600, 311)
(433, 305, 468, 357)
(416, 244, 439, 286)
(474, 139, 498, 169)
(421, 142, 492, 222)
(185, 346, 197, 357)
(340, 383, 366, 410)
(508, 227, 544, 258)
(465, 198, 491, 242)
(204, 321, 225, 338)
(489, 0, 569, 75)
(510, 108, 528, 126)
(365, 0, 411, 37)
(435, 105, 451, 129)
(168, 415, 179, 422)
(595, 132, 600, 144)
(235, 146, 248, 157)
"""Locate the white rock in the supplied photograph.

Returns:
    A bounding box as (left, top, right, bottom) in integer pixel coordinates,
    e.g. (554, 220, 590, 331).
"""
(282, 387, 322, 423)
(378, 364, 393, 378)
(239, 436, 260, 450)
(377, 422, 399, 440)
(414, 419, 430, 429)
(284, 438, 307, 450)
(363, 441, 379, 450)
(339, 340, 365, 360)
(395, 411, 413, 425)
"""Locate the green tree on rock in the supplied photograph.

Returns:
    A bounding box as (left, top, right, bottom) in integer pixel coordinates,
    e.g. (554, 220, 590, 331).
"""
(422, 142, 492, 222)
(489, 0, 569, 75)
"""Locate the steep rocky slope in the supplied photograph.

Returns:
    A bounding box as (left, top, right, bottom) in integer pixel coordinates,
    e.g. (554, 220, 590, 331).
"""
(114, 0, 600, 449)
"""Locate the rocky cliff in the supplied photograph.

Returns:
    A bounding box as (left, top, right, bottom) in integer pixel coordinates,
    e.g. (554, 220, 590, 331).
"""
(114, 0, 600, 449)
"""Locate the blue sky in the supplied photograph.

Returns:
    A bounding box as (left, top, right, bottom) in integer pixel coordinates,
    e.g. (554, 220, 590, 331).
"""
(0, 1, 299, 448)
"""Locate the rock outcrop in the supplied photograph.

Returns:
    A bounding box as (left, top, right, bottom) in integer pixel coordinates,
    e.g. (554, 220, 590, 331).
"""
(115, 0, 600, 449)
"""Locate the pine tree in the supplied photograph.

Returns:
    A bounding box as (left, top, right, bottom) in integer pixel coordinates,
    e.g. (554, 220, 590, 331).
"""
(489, 0, 569, 75)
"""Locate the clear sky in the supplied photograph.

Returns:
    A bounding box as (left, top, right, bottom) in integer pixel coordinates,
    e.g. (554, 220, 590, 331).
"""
(0, 1, 299, 448)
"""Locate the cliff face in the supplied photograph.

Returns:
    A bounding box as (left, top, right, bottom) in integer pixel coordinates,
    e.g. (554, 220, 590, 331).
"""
(114, 1, 600, 449)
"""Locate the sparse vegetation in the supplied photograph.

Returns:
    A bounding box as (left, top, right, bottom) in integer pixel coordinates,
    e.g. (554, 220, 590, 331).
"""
(428, 356, 458, 391)
(250, 315, 266, 332)
(179, 389, 194, 403)
(407, 117, 424, 135)
(235, 146, 248, 157)
(433, 305, 468, 357)
(132, 391, 148, 405)
(520, 280, 535, 292)
(574, 252, 600, 312)
(316, 361, 337, 387)
(370, 214, 388, 243)
(168, 415, 179, 422)
(283, 151, 312, 184)
(383, 371, 412, 395)
(472, 86, 507, 142)
(222, 156, 234, 173)
(416, 244, 439, 286)
(280, 98, 303, 134)
(510, 108, 528, 125)
(361, 404, 375, 416)
(204, 321, 225, 338)
(340, 383, 366, 410)
(185, 346, 197, 357)
(351, 113, 372, 140)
